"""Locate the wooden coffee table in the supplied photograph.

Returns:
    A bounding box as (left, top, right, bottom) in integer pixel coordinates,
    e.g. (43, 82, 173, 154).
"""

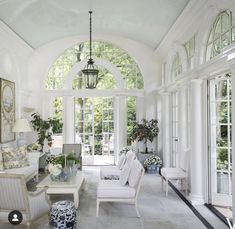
(36, 171, 84, 208)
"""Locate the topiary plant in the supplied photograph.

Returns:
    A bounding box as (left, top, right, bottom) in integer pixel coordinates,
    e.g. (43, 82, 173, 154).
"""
(129, 118, 159, 153)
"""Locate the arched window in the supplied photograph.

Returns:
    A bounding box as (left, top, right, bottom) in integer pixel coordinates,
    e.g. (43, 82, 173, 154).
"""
(45, 41, 144, 90)
(206, 10, 235, 61)
(171, 53, 182, 80)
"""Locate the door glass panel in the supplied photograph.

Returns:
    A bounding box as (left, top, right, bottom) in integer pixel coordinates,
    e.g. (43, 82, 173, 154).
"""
(209, 74, 232, 216)
(75, 97, 115, 165)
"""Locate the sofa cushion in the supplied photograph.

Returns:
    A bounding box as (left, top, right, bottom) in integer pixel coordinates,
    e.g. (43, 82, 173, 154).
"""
(4, 165, 36, 181)
(2, 147, 29, 169)
(118, 153, 126, 170)
(119, 162, 131, 186)
(128, 160, 143, 188)
(100, 166, 121, 179)
(97, 180, 136, 198)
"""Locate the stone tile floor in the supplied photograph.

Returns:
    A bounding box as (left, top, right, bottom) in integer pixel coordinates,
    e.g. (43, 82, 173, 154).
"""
(0, 166, 228, 229)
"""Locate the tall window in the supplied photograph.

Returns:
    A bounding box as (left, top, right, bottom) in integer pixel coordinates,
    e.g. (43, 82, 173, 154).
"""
(127, 96, 137, 145)
(206, 10, 235, 61)
(171, 91, 179, 167)
(52, 97, 63, 147)
(171, 53, 182, 81)
(45, 41, 144, 90)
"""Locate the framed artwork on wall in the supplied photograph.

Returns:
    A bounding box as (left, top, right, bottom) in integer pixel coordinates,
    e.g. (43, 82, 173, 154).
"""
(0, 78, 15, 143)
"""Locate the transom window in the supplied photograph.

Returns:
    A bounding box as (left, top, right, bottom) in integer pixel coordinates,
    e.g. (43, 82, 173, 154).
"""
(184, 35, 195, 68)
(206, 10, 235, 61)
(171, 53, 182, 80)
(46, 41, 144, 90)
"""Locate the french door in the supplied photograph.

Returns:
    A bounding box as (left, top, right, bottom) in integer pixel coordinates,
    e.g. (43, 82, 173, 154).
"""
(171, 91, 179, 167)
(208, 73, 232, 208)
(75, 97, 115, 165)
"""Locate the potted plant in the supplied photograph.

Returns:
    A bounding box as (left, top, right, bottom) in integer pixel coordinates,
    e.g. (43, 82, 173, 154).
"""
(30, 112, 63, 151)
(144, 155, 162, 174)
(129, 118, 159, 153)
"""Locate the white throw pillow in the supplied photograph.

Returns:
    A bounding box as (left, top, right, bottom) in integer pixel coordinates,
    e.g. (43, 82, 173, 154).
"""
(118, 153, 126, 170)
(128, 160, 143, 188)
(126, 150, 136, 166)
(119, 163, 131, 186)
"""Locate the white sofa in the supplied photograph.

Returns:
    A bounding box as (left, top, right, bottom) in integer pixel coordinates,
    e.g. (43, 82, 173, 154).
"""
(100, 150, 136, 179)
(0, 152, 40, 182)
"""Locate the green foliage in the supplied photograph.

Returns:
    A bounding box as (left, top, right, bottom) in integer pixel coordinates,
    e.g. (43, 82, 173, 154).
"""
(46, 153, 80, 168)
(45, 41, 144, 90)
(129, 118, 159, 153)
(52, 97, 63, 133)
(31, 112, 63, 150)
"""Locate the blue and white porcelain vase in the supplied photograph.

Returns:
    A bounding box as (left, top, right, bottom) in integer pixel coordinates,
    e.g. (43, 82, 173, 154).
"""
(50, 200, 77, 229)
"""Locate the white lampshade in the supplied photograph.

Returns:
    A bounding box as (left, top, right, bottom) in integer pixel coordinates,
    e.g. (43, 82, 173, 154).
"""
(12, 119, 31, 133)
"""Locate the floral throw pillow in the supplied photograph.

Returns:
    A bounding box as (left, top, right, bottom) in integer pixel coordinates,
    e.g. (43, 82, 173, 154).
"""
(2, 147, 29, 169)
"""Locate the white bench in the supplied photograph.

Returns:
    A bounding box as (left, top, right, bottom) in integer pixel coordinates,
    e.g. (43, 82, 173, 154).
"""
(161, 168, 188, 196)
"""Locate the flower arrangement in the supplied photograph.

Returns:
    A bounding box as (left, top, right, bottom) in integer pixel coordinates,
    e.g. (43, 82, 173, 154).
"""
(144, 155, 162, 167)
(48, 163, 62, 176)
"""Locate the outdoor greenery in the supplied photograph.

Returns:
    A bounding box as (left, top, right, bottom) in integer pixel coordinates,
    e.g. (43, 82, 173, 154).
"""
(46, 41, 143, 155)
(46, 153, 80, 168)
(31, 112, 63, 150)
(129, 118, 159, 153)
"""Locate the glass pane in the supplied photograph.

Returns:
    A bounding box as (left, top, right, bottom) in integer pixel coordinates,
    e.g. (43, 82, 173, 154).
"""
(208, 29, 213, 43)
(230, 150, 232, 165)
(206, 43, 213, 61)
(221, 32, 230, 48)
(216, 125, 228, 146)
(214, 17, 222, 39)
(213, 38, 221, 55)
(230, 102, 232, 124)
(217, 126, 227, 145)
(230, 128, 232, 147)
(217, 148, 228, 170)
(217, 171, 229, 194)
(216, 102, 228, 123)
(232, 27, 235, 42)
(215, 80, 227, 100)
(221, 12, 230, 33)
(85, 122, 92, 133)
(77, 122, 83, 133)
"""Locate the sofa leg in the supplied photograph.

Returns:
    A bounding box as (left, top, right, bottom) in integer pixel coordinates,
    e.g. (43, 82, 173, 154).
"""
(135, 200, 140, 218)
(96, 200, 100, 217)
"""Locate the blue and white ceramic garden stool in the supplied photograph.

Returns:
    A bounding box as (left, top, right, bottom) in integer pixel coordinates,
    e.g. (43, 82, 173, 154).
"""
(50, 200, 77, 229)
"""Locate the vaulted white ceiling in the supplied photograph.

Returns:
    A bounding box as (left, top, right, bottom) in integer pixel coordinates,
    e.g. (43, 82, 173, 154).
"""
(0, 0, 189, 49)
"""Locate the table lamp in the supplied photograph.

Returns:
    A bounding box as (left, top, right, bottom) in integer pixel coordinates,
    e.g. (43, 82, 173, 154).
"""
(12, 118, 31, 147)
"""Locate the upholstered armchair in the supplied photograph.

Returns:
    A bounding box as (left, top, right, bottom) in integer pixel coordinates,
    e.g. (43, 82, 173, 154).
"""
(0, 173, 50, 229)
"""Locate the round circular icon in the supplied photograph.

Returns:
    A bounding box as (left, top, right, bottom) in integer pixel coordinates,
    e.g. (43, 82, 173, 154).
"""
(8, 210, 23, 225)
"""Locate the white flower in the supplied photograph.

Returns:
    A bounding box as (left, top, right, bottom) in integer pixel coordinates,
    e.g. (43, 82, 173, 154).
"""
(48, 163, 62, 176)
(144, 155, 162, 166)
